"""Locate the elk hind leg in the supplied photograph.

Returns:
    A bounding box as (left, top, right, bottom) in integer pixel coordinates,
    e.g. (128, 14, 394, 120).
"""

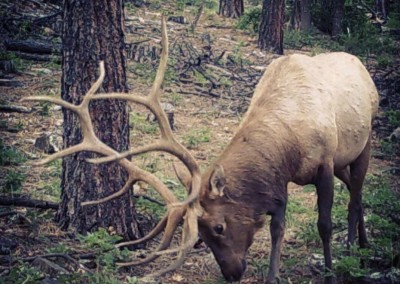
(335, 137, 371, 248)
(315, 163, 335, 272)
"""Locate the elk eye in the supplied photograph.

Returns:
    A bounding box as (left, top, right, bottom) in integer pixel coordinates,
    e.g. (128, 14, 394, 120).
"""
(214, 224, 224, 235)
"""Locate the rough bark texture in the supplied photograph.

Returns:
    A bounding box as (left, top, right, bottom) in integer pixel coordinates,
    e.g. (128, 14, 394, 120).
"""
(290, 0, 312, 31)
(219, 0, 244, 18)
(57, 0, 141, 241)
(258, 0, 285, 55)
(331, 0, 345, 38)
(316, 0, 334, 34)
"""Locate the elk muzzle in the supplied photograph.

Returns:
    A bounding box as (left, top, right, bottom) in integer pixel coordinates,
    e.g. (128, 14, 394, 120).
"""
(215, 254, 247, 282)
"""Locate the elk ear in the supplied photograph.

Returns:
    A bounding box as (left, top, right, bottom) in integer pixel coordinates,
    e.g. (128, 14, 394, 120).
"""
(210, 165, 226, 199)
(173, 162, 192, 190)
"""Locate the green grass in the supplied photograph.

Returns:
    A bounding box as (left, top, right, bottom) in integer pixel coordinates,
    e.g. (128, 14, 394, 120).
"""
(183, 127, 211, 149)
(387, 110, 400, 128)
(0, 140, 27, 166)
(3, 170, 26, 194)
(130, 112, 159, 135)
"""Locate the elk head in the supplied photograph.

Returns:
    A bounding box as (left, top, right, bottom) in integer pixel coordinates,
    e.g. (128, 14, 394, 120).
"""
(175, 164, 266, 282)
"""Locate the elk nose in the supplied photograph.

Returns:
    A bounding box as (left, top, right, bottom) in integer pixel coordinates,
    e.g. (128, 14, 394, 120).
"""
(222, 259, 246, 282)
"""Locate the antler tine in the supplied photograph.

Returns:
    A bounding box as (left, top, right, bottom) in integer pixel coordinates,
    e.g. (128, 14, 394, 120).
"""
(83, 61, 106, 101)
(22, 14, 203, 276)
(116, 205, 186, 267)
(148, 15, 168, 100)
(29, 143, 89, 166)
(88, 16, 202, 206)
(20, 96, 78, 112)
(115, 214, 168, 248)
(81, 177, 134, 206)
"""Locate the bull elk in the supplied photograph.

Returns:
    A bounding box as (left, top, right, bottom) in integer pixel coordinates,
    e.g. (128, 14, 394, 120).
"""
(22, 17, 378, 282)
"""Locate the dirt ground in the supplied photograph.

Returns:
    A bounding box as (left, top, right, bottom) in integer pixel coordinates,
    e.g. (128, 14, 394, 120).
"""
(1, 2, 400, 284)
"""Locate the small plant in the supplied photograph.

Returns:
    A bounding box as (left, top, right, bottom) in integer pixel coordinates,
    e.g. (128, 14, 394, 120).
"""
(183, 127, 211, 149)
(47, 243, 72, 254)
(0, 139, 27, 166)
(297, 218, 320, 247)
(231, 42, 246, 65)
(169, 92, 184, 105)
(376, 54, 394, 68)
(78, 228, 130, 282)
(3, 170, 26, 193)
(380, 139, 396, 155)
(135, 194, 166, 219)
(39, 101, 51, 116)
(286, 197, 308, 227)
(386, 110, 400, 128)
(130, 112, 159, 135)
(5, 261, 43, 284)
(335, 255, 370, 278)
(235, 6, 262, 34)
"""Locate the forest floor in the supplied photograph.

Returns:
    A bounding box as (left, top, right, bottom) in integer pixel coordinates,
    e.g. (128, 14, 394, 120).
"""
(0, 1, 400, 284)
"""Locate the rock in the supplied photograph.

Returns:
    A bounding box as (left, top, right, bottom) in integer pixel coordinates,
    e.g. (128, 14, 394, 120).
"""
(32, 68, 52, 75)
(34, 133, 62, 154)
(168, 16, 187, 24)
(0, 236, 17, 255)
(147, 102, 175, 130)
(389, 127, 400, 142)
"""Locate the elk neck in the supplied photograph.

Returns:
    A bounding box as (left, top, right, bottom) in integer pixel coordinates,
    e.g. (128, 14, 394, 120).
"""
(208, 116, 302, 215)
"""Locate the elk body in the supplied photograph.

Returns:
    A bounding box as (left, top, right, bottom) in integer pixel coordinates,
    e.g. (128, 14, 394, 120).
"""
(186, 52, 379, 282)
(23, 18, 378, 283)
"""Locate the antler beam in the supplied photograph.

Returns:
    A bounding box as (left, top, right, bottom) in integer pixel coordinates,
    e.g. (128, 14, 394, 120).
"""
(21, 16, 202, 276)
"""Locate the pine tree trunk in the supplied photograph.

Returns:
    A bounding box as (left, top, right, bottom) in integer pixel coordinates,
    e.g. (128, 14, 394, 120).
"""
(300, 0, 312, 31)
(317, 0, 334, 34)
(258, 0, 285, 55)
(57, 0, 141, 242)
(289, 0, 301, 30)
(331, 0, 345, 38)
(219, 0, 244, 18)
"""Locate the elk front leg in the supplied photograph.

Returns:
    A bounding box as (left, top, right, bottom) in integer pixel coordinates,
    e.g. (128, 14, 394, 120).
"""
(266, 208, 285, 283)
(316, 163, 335, 282)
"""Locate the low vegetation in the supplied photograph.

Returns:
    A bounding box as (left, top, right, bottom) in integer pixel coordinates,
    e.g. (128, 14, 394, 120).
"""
(1, 0, 399, 283)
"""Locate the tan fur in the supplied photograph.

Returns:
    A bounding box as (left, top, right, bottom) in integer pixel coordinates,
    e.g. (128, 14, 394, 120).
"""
(195, 52, 379, 282)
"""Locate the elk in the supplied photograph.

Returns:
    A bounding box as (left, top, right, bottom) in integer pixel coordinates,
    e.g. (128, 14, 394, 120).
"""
(22, 18, 378, 282)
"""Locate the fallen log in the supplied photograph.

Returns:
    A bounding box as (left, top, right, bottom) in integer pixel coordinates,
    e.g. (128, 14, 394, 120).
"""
(5, 39, 61, 55)
(0, 60, 16, 74)
(0, 104, 32, 113)
(13, 51, 61, 63)
(0, 195, 59, 210)
(0, 79, 23, 87)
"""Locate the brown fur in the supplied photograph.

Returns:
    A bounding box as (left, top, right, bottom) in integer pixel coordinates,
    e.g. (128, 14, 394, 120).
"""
(182, 52, 379, 282)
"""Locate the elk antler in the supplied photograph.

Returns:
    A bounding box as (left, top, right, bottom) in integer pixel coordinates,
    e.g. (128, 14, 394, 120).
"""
(21, 16, 202, 277)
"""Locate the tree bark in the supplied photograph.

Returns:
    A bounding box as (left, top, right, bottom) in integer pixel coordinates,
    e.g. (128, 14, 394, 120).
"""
(300, 0, 312, 31)
(317, 0, 334, 34)
(331, 0, 345, 38)
(219, 0, 244, 18)
(290, 0, 312, 31)
(258, 0, 285, 55)
(57, 0, 141, 242)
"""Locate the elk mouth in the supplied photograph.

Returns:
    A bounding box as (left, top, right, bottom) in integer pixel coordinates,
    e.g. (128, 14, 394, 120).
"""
(220, 258, 247, 282)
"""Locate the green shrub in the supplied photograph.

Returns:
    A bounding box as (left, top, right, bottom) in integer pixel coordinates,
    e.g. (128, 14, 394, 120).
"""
(4, 170, 26, 193)
(0, 140, 27, 166)
(235, 6, 262, 34)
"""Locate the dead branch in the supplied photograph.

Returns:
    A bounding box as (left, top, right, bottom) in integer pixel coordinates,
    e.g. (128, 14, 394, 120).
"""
(0, 104, 33, 113)
(5, 39, 61, 55)
(0, 195, 59, 210)
(0, 79, 23, 87)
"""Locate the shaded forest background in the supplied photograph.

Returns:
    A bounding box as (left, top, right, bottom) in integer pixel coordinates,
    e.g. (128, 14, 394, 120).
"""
(0, 0, 399, 283)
